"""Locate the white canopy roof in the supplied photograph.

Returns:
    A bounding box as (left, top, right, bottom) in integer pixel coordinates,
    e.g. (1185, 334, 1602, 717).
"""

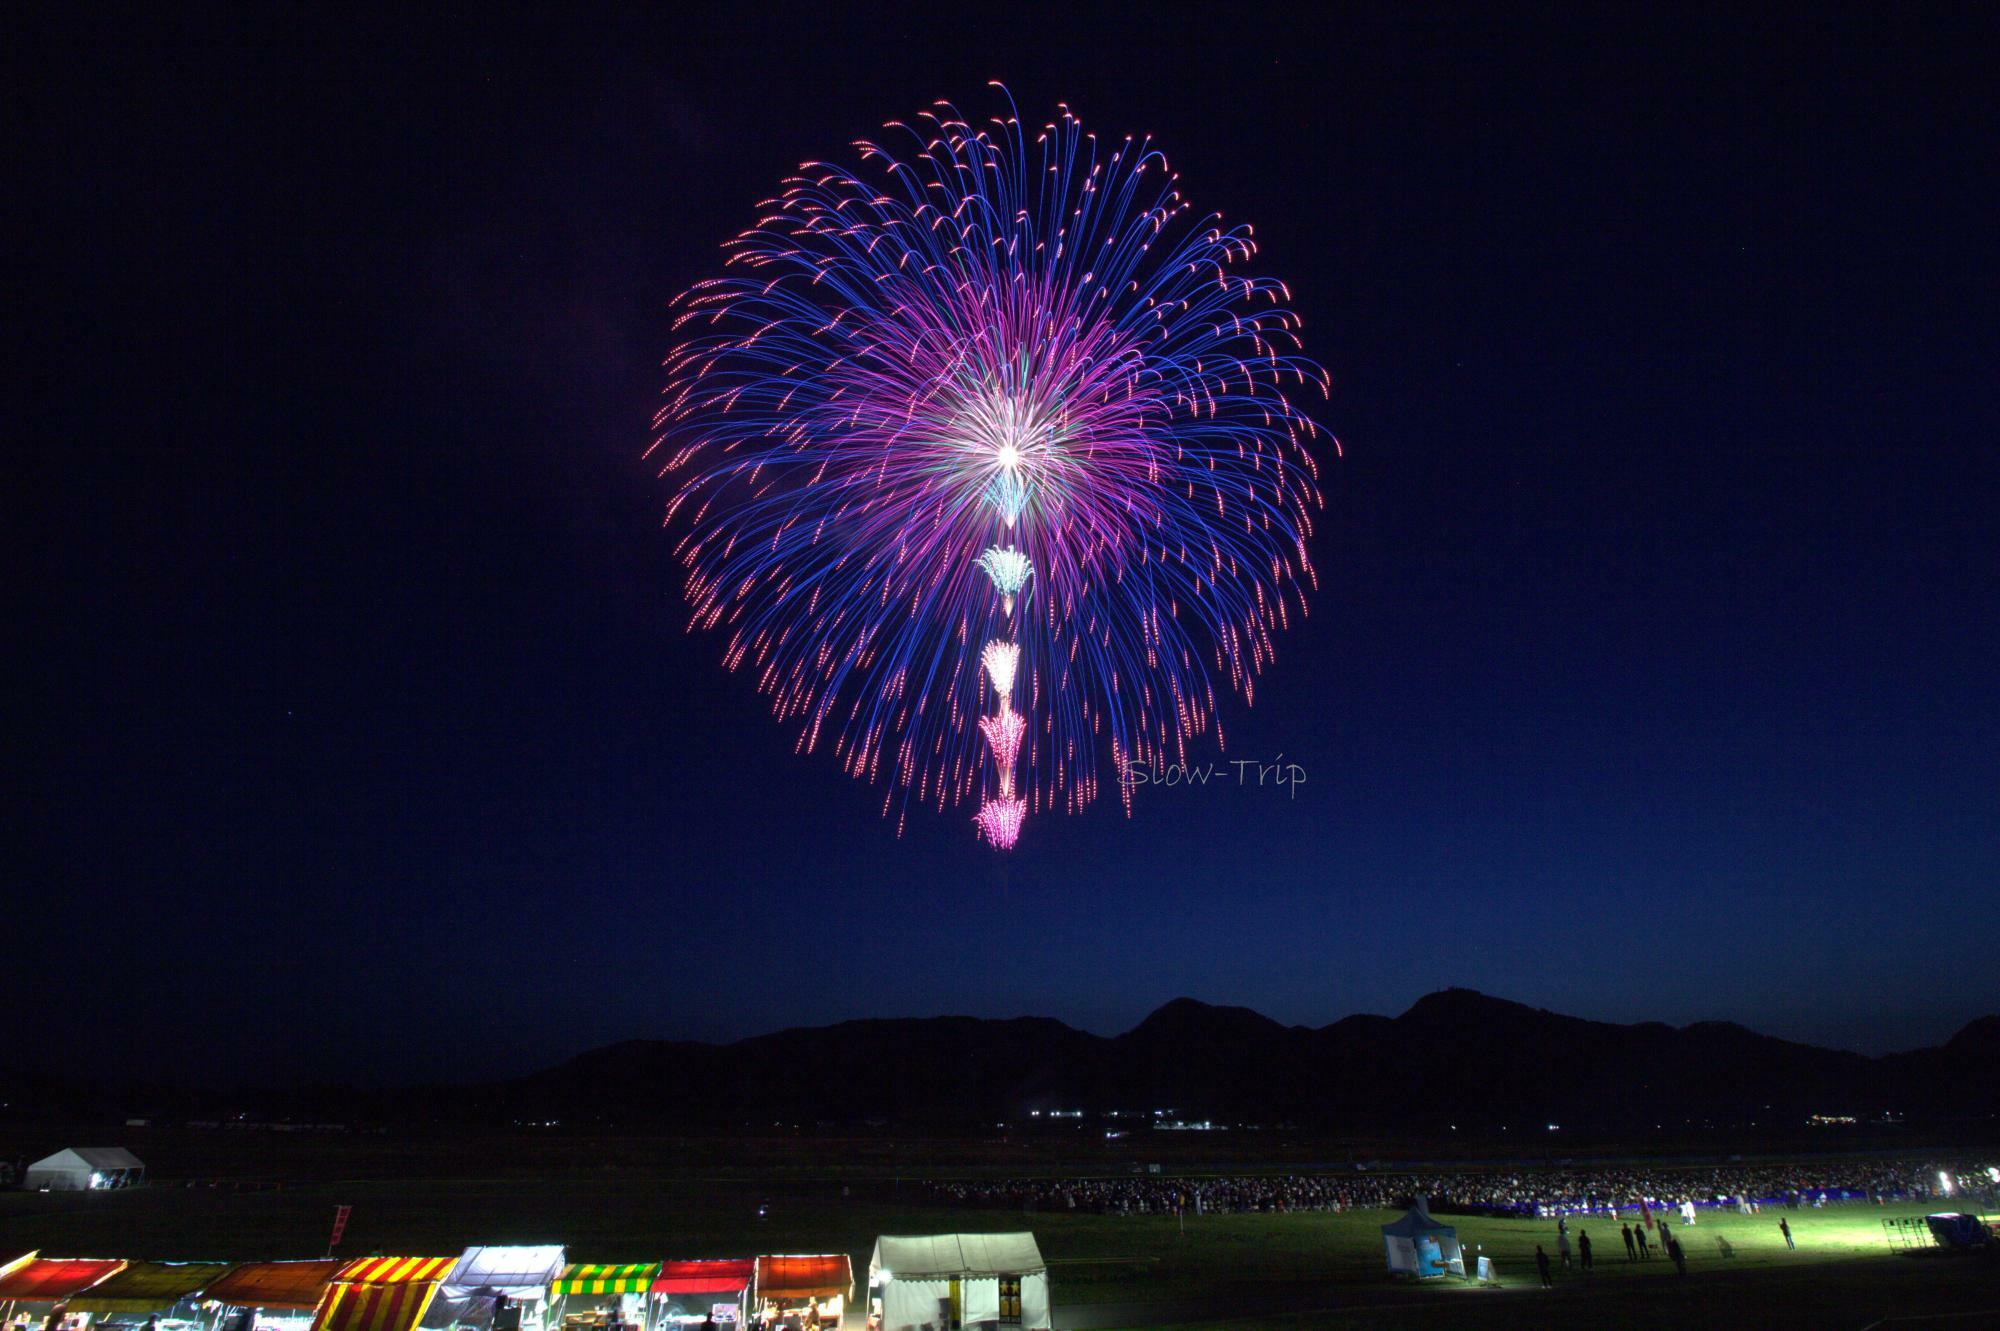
(31, 1147, 144, 1172)
(441, 1246, 566, 1299)
(870, 1234, 1044, 1282)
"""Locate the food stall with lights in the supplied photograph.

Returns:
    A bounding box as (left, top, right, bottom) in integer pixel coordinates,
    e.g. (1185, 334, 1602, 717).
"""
(204, 1260, 344, 1331)
(550, 1265, 658, 1331)
(67, 1262, 231, 1330)
(868, 1236, 1049, 1331)
(751, 1257, 850, 1330)
(648, 1263, 752, 1328)
(425, 1248, 565, 1331)
(310, 1258, 457, 1331)
(0, 1255, 128, 1331)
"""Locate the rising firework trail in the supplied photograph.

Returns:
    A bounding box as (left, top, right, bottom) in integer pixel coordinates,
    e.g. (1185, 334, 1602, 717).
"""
(653, 85, 1332, 848)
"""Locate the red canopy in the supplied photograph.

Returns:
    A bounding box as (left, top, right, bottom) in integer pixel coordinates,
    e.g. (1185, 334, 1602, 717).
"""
(0, 1259, 126, 1302)
(204, 1260, 345, 1311)
(754, 1256, 852, 1301)
(651, 1261, 754, 1295)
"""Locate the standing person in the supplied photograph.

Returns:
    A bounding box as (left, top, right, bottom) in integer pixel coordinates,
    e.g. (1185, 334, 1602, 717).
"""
(1535, 1245, 1553, 1289)
(1636, 1225, 1651, 1260)
(1578, 1229, 1593, 1272)
(1621, 1222, 1636, 1260)
(1668, 1233, 1687, 1276)
(1558, 1229, 1572, 1270)
(1780, 1216, 1795, 1250)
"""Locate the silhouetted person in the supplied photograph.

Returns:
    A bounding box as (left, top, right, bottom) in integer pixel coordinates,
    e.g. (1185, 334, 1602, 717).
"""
(1558, 1230, 1571, 1269)
(1535, 1245, 1553, 1288)
(1578, 1230, 1592, 1271)
(1636, 1226, 1651, 1259)
(1668, 1233, 1687, 1276)
(1621, 1223, 1636, 1260)
(1780, 1216, 1794, 1249)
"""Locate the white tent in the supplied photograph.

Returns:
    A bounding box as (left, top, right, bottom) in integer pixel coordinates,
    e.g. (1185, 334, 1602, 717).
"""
(24, 1147, 145, 1191)
(427, 1246, 566, 1330)
(868, 1235, 1049, 1331)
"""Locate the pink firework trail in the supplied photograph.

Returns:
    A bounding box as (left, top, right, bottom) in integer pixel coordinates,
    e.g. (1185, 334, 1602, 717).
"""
(973, 796, 1027, 850)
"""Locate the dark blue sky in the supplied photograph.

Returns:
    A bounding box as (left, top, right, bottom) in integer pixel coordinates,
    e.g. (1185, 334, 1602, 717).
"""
(16, 4, 1997, 1082)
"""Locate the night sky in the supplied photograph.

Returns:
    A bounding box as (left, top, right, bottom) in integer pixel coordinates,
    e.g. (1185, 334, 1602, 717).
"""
(16, 5, 1998, 1083)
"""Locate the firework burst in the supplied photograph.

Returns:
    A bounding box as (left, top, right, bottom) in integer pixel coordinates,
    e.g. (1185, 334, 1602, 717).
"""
(653, 85, 1331, 844)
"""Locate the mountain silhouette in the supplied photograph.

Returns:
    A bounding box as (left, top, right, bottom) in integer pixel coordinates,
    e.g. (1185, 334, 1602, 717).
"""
(492, 990, 1998, 1134)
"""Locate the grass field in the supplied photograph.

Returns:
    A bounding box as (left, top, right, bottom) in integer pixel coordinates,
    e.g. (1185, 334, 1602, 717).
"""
(0, 1134, 1993, 1330)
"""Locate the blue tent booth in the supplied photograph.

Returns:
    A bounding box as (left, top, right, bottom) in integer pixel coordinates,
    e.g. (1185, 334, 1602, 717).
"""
(1381, 1201, 1465, 1278)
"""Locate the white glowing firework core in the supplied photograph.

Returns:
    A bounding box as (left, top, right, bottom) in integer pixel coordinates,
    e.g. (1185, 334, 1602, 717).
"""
(973, 796, 1027, 850)
(981, 640, 1020, 698)
(951, 387, 1066, 530)
(953, 388, 1056, 469)
(976, 546, 1034, 597)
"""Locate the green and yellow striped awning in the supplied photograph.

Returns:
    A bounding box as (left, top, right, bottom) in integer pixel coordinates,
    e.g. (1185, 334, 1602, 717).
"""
(551, 1265, 659, 1297)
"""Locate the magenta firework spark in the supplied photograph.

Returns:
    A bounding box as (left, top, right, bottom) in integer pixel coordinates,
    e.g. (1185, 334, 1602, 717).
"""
(653, 87, 1332, 846)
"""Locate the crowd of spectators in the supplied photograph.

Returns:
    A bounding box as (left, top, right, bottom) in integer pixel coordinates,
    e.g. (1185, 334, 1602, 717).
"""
(924, 1157, 1997, 1218)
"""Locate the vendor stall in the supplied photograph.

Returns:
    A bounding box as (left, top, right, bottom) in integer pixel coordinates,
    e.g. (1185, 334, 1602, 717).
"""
(1380, 1201, 1463, 1278)
(204, 1261, 344, 1331)
(751, 1257, 850, 1331)
(0, 1256, 128, 1331)
(648, 1264, 751, 1328)
(427, 1249, 565, 1331)
(549, 1265, 658, 1331)
(67, 1262, 231, 1329)
(868, 1236, 1048, 1331)
(310, 1258, 456, 1331)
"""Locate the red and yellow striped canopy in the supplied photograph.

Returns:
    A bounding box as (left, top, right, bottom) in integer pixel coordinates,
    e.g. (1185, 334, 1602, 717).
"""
(329, 1258, 457, 1287)
(311, 1281, 440, 1331)
(310, 1257, 454, 1331)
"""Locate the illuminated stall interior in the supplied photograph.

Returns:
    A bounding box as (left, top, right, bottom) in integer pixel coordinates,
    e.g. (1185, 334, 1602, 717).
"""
(204, 1260, 344, 1331)
(550, 1265, 658, 1331)
(648, 1264, 752, 1328)
(751, 1257, 850, 1329)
